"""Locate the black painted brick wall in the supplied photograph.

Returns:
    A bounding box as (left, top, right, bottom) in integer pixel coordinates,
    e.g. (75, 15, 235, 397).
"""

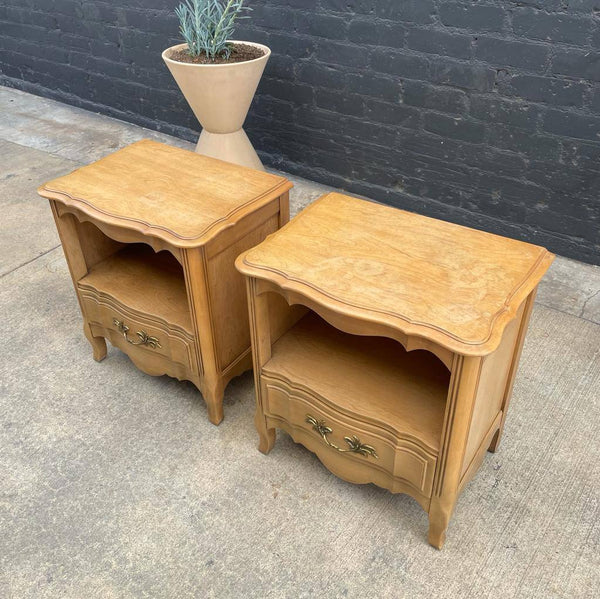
(1, 1, 600, 264)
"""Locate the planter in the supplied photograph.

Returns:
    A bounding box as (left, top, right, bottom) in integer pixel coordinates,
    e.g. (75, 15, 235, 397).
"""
(162, 41, 270, 170)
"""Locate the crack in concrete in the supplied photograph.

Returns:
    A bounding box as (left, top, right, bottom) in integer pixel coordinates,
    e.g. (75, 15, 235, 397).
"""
(579, 289, 600, 319)
(536, 300, 600, 327)
(0, 245, 61, 279)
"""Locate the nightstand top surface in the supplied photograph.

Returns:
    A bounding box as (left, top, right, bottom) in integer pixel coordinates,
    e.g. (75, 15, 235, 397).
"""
(38, 139, 291, 247)
(237, 192, 554, 355)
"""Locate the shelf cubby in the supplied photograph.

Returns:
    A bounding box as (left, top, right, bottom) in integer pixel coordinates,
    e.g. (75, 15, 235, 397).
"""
(78, 243, 192, 334)
(263, 311, 450, 453)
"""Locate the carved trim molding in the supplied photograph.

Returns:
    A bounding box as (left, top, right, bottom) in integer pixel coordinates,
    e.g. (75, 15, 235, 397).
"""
(240, 249, 553, 356)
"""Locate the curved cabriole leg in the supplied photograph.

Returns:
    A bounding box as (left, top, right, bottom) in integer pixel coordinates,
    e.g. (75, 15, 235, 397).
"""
(488, 428, 502, 453)
(84, 325, 107, 362)
(203, 381, 225, 426)
(255, 410, 275, 454)
(207, 401, 224, 426)
(427, 496, 457, 549)
(427, 526, 447, 550)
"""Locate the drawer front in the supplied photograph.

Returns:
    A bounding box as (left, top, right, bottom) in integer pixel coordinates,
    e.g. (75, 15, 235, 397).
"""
(262, 374, 437, 497)
(80, 291, 198, 374)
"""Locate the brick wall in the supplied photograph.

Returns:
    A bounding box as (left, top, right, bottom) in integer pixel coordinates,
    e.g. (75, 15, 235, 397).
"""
(1, 1, 600, 264)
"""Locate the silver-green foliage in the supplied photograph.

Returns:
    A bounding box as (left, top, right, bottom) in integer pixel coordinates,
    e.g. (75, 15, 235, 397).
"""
(175, 0, 250, 59)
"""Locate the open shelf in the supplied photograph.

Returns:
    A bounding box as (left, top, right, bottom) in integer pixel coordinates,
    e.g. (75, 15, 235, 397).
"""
(263, 312, 450, 451)
(78, 244, 192, 333)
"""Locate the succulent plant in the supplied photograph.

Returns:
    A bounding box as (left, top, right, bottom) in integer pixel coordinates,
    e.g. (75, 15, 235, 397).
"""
(175, 0, 250, 60)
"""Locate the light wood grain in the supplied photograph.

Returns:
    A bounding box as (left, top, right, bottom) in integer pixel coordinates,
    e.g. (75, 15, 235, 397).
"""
(460, 302, 524, 478)
(39, 139, 292, 247)
(488, 288, 538, 453)
(207, 214, 279, 371)
(81, 292, 197, 376)
(238, 192, 554, 356)
(50, 201, 108, 363)
(263, 376, 438, 500)
(263, 312, 449, 452)
(79, 244, 192, 333)
(41, 141, 292, 424)
(238, 191, 553, 548)
(429, 355, 482, 549)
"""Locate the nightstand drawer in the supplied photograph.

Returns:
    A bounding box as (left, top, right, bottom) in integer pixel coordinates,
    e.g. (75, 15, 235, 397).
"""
(262, 374, 438, 497)
(80, 290, 197, 375)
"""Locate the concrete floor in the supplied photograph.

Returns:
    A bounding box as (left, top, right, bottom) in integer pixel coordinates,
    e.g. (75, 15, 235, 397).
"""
(0, 86, 599, 598)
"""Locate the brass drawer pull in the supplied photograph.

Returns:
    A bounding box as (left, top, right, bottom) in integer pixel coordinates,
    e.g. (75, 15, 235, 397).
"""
(113, 318, 162, 349)
(306, 414, 378, 459)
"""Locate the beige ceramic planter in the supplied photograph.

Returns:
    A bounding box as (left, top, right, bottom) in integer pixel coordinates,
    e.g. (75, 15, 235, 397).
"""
(162, 41, 270, 170)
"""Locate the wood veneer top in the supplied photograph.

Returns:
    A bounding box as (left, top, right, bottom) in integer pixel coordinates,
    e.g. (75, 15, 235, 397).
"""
(38, 140, 292, 247)
(237, 193, 554, 356)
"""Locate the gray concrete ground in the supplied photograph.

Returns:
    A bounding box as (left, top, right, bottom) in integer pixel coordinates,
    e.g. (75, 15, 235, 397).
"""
(0, 86, 599, 598)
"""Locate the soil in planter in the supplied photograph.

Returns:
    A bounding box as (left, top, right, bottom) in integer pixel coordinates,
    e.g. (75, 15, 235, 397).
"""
(169, 43, 265, 64)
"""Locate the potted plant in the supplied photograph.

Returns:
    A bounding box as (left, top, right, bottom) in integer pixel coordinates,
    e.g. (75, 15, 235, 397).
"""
(162, 0, 270, 170)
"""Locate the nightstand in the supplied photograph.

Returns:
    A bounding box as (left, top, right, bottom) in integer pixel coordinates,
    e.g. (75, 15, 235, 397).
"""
(38, 139, 292, 424)
(236, 192, 554, 548)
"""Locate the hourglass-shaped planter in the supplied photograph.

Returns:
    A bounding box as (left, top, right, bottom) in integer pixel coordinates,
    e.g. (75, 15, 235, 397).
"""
(162, 41, 270, 170)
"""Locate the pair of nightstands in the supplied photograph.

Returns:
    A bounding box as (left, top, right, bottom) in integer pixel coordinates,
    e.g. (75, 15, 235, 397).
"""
(40, 141, 553, 548)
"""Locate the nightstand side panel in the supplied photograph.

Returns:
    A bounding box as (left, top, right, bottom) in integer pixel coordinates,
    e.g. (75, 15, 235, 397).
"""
(207, 211, 281, 372)
(460, 300, 525, 479)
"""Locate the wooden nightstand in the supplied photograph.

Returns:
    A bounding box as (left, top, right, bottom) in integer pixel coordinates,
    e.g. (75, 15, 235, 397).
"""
(38, 140, 292, 425)
(236, 192, 554, 548)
